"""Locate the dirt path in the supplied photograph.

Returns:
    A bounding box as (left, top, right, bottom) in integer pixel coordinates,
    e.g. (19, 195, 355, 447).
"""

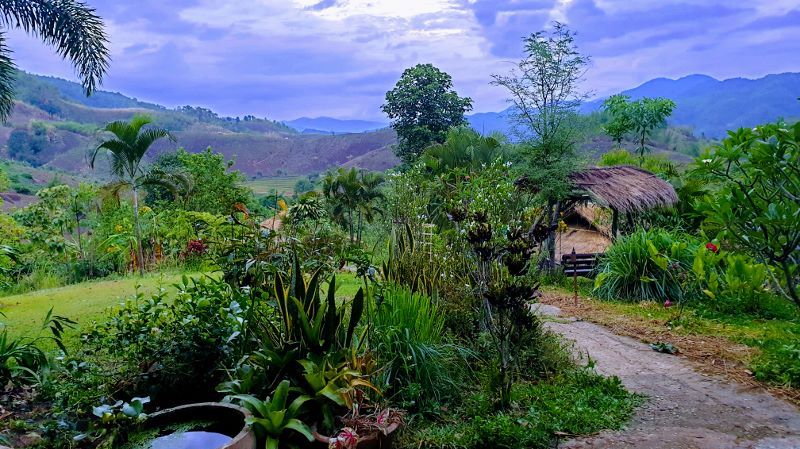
(537, 304, 800, 449)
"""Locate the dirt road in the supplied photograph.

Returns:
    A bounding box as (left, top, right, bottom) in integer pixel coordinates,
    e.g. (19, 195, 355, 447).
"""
(537, 304, 800, 449)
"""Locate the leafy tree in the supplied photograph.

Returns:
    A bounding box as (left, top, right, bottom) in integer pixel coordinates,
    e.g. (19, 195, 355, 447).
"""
(148, 148, 248, 214)
(294, 178, 316, 195)
(0, 0, 109, 120)
(694, 121, 800, 307)
(602, 94, 631, 147)
(91, 115, 180, 275)
(603, 95, 676, 162)
(490, 22, 589, 265)
(382, 64, 473, 164)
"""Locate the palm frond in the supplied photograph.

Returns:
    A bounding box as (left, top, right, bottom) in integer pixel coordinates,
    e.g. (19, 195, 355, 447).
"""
(0, 32, 15, 121)
(91, 139, 129, 170)
(135, 128, 175, 155)
(0, 0, 109, 95)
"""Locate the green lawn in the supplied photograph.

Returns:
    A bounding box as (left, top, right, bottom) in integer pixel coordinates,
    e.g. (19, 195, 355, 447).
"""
(0, 272, 193, 339)
(245, 177, 304, 196)
(0, 270, 364, 340)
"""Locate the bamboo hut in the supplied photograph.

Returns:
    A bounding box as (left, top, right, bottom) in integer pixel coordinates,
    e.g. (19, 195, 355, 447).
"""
(553, 166, 678, 272)
(568, 165, 678, 238)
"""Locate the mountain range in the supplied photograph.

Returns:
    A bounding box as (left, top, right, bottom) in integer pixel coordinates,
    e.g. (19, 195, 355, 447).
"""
(469, 73, 800, 138)
(1, 70, 798, 185)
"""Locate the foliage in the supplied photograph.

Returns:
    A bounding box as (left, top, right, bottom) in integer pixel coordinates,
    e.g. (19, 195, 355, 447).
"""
(421, 127, 508, 176)
(0, 0, 109, 120)
(1, 308, 74, 385)
(399, 368, 639, 449)
(92, 115, 186, 275)
(594, 229, 699, 302)
(603, 95, 676, 161)
(80, 276, 246, 405)
(382, 63, 473, 164)
(693, 121, 800, 307)
(369, 285, 470, 411)
(322, 167, 385, 243)
(147, 148, 251, 214)
(751, 342, 800, 388)
(231, 380, 313, 449)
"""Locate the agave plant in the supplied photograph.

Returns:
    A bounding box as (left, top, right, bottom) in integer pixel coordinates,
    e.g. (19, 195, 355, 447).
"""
(231, 380, 313, 449)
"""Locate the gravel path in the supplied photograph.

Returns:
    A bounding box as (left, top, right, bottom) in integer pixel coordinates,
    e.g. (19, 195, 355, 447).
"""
(536, 304, 800, 449)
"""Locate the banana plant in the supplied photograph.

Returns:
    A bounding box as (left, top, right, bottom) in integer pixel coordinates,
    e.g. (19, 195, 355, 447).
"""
(231, 380, 313, 449)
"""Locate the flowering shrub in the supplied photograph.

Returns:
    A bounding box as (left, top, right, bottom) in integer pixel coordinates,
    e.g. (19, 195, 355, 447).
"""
(185, 238, 207, 255)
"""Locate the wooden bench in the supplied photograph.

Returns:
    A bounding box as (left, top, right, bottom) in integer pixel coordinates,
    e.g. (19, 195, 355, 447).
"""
(561, 252, 601, 278)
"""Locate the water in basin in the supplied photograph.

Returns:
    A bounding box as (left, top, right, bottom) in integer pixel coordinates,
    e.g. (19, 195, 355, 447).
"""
(149, 431, 231, 449)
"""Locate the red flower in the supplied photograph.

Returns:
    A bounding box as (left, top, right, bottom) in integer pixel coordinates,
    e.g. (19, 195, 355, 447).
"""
(186, 239, 207, 255)
(705, 242, 719, 253)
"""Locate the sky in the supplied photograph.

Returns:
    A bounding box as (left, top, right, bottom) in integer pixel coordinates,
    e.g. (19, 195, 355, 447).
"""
(9, 0, 800, 121)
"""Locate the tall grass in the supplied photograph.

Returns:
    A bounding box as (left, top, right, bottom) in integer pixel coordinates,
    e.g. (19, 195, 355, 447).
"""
(594, 229, 698, 301)
(370, 285, 471, 410)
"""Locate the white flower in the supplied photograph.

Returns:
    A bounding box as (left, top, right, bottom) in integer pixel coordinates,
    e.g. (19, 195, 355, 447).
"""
(702, 159, 712, 164)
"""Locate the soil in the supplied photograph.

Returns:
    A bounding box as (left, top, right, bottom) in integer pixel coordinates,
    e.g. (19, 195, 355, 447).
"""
(536, 301, 800, 449)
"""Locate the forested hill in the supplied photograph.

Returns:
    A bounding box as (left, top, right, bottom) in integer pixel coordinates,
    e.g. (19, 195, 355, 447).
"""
(469, 73, 800, 138)
(2, 70, 398, 178)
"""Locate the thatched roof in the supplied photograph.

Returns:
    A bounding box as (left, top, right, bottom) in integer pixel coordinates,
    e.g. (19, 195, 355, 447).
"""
(569, 166, 677, 214)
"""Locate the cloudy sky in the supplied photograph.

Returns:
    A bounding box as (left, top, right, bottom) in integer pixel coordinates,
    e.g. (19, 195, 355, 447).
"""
(9, 0, 800, 121)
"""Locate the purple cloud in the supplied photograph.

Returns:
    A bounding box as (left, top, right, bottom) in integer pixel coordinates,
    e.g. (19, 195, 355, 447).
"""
(7, 0, 800, 120)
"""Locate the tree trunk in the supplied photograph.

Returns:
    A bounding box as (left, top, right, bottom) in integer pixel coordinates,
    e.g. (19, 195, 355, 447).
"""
(781, 260, 800, 307)
(544, 200, 561, 269)
(348, 209, 354, 242)
(132, 186, 145, 276)
(75, 215, 83, 260)
(357, 210, 363, 243)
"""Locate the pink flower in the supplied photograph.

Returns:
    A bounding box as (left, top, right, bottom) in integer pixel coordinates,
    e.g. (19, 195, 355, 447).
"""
(664, 299, 672, 308)
(705, 242, 719, 253)
(330, 428, 359, 449)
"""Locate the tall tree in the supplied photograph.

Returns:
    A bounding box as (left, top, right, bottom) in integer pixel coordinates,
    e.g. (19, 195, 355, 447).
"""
(382, 63, 473, 164)
(491, 22, 590, 266)
(603, 94, 675, 162)
(91, 115, 178, 276)
(0, 0, 109, 121)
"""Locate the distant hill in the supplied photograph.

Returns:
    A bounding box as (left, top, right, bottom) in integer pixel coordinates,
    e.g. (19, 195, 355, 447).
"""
(470, 73, 800, 138)
(284, 117, 388, 134)
(1, 71, 397, 179)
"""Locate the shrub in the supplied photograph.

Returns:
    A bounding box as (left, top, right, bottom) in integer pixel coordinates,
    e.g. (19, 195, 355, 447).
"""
(594, 229, 699, 302)
(81, 276, 246, 406)
(370, 285, 471, 411)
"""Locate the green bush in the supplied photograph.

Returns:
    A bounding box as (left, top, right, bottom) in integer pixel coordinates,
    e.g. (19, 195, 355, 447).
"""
(370, 285, 471, 411)
(80, 276, 246, 406)
(594, 228, 698, 301)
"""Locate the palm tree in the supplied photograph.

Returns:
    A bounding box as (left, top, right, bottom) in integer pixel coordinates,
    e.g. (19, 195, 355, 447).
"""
(322, 168, 361, 242)
(91, 115, 179, 275)
(322, 168, 384, 243)
(0, 0, 109, 121)
(355, 171, 384, 243)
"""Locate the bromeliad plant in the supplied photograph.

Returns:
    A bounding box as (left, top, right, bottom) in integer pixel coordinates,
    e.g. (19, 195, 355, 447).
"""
(232, 380, 314, 449)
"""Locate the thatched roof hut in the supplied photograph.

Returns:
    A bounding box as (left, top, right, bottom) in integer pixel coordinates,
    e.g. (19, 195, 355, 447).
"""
(569, 165, 678, 215)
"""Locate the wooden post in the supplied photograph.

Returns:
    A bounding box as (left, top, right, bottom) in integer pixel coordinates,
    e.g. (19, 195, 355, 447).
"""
(571, 247, 578, 307)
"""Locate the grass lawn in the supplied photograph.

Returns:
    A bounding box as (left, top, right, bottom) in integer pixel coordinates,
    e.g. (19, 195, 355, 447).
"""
(245, 176, 304, 196)
(0, 270, 364, 340)
(0, 272, 197, 339)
